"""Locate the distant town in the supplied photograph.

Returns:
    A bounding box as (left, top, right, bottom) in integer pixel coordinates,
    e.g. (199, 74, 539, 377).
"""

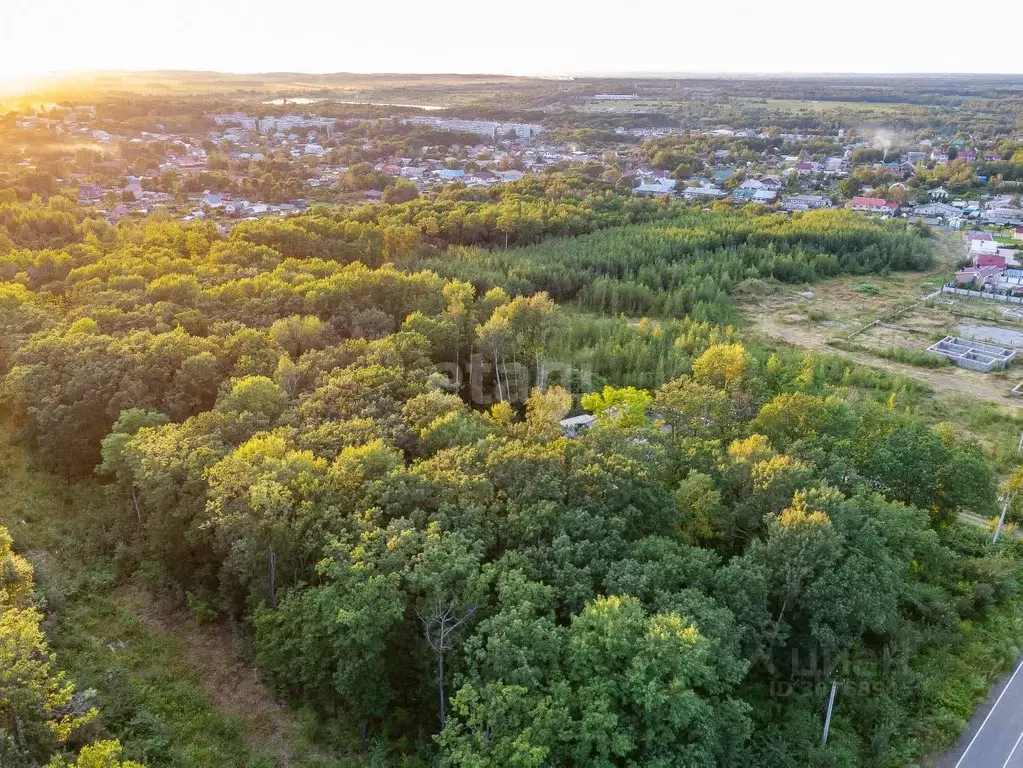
(9, 99, 1022, 230)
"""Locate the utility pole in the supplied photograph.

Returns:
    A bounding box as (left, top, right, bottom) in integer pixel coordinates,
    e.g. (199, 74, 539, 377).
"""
(821, 680, 838, 746)
(994, 497, 1011, 544)
(993, 432, 1023, 544)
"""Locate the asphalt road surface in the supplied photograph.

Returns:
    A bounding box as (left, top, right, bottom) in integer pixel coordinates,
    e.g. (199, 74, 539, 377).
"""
(940, 653, 1023, 768)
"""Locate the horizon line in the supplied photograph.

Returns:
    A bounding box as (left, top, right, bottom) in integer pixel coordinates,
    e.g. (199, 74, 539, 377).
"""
(6, 68, 1023, 81)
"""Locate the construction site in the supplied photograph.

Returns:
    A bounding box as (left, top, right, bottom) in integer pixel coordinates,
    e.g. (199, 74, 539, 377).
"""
(926, 335, 1017, 371)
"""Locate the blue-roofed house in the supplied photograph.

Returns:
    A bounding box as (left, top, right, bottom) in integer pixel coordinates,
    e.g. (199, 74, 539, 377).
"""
(435, 169, 466, 180)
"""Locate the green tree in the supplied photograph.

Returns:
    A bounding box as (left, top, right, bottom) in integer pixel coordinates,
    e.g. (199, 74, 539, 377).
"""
(1, 527, 96, 766)
(580, 386, 652, 428)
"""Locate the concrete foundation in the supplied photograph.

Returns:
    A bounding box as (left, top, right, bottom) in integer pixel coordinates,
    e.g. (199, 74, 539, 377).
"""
(926, 336, 1017, 371)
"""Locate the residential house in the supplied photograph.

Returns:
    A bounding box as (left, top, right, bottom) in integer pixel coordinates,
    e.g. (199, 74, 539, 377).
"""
(1014, 227, 1023, 242)
(434, 169, 466, 181)
(913, 202, 959, 218)
(954, 265, 1003, 287)
(466, 169, 499, 186)
(635, 177, 676, 196)
(983, 208, 1023, 226)
(849, 196, 898, 214)
(77, 182, 103, 203)
(929, 187, 950, 201)
(960, 150, 978, 163)
(782, 194, 831, 211)
(824, 157, 845, 172)
(986, 195, 1016, 210)
(975, 253, 1007, 269)
(969, 239, 1000, 260)
(682, 185, 726, 200)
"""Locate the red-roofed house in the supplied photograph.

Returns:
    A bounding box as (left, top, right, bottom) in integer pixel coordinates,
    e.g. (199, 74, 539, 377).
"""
(965, 231, 995, 245)
(959, 150, 977, 163)
(1014, 227, 1023, 242)
(955, 265, 1003, 286)
(976, 253, 1007, 269)
(849, 196, 898, 213)
(984, 152, 1002, 162)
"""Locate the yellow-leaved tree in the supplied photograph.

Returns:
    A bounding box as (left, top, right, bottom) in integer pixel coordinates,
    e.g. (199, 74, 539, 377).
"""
(1, 525, 142, 767)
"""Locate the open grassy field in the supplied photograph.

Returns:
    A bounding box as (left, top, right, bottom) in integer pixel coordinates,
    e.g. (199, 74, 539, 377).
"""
(744, 231, 1023, 462)
(578, 99, 673, 112)
(741, 97, 932, 115)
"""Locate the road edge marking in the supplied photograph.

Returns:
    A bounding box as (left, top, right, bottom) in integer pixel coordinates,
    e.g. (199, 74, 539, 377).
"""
(956, 654, 1023, 768)
(1001, 729, 1023, 768)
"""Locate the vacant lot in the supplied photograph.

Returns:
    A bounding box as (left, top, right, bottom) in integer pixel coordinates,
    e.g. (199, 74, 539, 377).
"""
(734, 98, 931, 115)
(745, 232, 1023, 409)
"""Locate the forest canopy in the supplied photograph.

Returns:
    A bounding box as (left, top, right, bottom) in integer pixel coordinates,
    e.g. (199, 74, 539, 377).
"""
(0, 187, 1018, 768)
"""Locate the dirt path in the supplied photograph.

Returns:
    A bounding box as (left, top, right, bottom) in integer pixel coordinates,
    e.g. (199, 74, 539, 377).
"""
(751, 313, 1023, 410)
(0, 427, 331, 767)
(119, 585, 325, 766)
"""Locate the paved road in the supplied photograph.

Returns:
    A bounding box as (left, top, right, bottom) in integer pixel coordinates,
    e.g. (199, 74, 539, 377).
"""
(939, 653, 1023, 768)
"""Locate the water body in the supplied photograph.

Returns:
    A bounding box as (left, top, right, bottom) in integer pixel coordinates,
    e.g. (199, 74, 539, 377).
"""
(262, 98, 323, 105)
(261, 98, 444, 111)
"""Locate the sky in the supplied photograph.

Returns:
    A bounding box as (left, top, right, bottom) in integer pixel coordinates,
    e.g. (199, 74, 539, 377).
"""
(2, 0, 1022, 85)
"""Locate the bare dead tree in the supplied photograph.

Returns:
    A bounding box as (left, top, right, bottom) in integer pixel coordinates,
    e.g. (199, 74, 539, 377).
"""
(130, 485, 144, 527)
(267, 547, 277, 609)
(415, 598, 477, 729)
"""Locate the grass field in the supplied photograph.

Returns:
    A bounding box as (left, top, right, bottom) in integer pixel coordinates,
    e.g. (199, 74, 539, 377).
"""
(737, 97, 931, 115)
(743, 231, 1023, 471)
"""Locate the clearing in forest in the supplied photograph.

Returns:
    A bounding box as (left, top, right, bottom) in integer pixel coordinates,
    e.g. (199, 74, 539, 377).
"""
(745, 232, 1023, 411)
